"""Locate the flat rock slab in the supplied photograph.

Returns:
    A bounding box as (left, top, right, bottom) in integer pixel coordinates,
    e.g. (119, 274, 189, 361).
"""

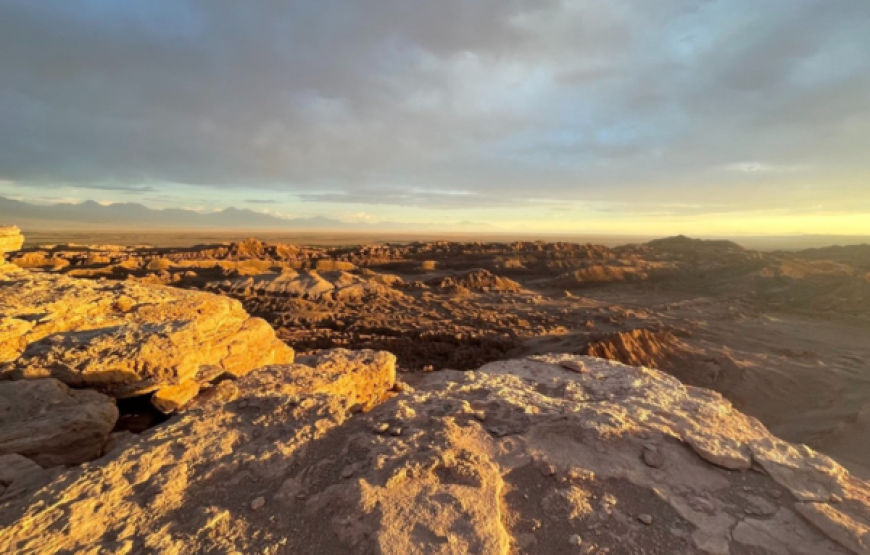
(1, 355, 867, 555)
(0, 378, 118, 467)
(0, 270, 295, 404)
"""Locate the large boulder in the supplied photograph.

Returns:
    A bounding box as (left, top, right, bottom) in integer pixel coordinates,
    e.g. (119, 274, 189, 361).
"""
(1, 355, 867, 554)
(0, 225, 23, 255)
(0, 225, 24, 274)
(0, 270, 295, 408)
(0, 378, 118, 467)
(0, 454, 50, 498)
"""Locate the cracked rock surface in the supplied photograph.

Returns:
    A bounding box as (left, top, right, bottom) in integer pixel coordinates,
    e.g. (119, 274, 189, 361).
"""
(0, 269, 295, 406)
(0, 378, 118, 467)
(1, 355, 866, 555)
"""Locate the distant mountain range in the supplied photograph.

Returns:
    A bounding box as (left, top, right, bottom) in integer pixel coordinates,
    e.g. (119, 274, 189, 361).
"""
(0, 197, 487, 231)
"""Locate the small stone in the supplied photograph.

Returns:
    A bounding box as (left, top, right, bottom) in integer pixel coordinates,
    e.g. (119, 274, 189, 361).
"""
(341, 467, 355, 479)
(569, 534, 583, 545)
(642, 446, 664, 468)
(250, 497, 266, 510)
(559, 360, 587, 373)
(638, 514, 654, 525)
(372, 423, 390, 434)
(389, 427, 403, 436)
(689, 496, 716, 514)
(540, 464, 557, 477)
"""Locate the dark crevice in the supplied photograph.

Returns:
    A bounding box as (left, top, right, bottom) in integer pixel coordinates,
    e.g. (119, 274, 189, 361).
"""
(113, 395, 170, 433)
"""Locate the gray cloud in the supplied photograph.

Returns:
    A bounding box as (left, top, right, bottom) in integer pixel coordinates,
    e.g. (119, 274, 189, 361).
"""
(0, 0, 868, 214)
(80, 184, 160, 194)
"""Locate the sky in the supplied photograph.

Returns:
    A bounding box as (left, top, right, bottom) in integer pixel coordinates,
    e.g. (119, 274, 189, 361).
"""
(0, 0, 869, 235)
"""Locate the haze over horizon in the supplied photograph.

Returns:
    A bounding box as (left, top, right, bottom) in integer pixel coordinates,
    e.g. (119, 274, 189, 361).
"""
(1, 1, 869, 235)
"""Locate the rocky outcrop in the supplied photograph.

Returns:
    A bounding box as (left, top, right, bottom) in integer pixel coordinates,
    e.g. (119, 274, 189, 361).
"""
(2, 355, 866, 554)
(0, 270, 295, 408)
(210, 269, 337, 298)
(646, 235, 747, 255)
(427, 268, 522, 292)
(0, 378, 118, 467)
(7, 251, 70, 270)
(208, 269, 407, 302)
(551, 260, 677, 287)
(582, 328, 693, 369)
(796, 244, 870, 271)
(0, 225, 24, 274)
(0, 225, 23, 256)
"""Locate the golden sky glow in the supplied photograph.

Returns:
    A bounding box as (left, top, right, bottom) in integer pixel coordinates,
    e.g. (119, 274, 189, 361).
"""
(1, 1, 868, 236)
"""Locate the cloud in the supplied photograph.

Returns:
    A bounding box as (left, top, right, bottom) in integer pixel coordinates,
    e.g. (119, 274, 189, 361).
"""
(337, 212, 381, 224)
(245, 199, 278, 204)
(89, 184, 159, 194)
(6, 181, 161, 194)
(719, 162, 817, 175)
(0, 0, 868, 219)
